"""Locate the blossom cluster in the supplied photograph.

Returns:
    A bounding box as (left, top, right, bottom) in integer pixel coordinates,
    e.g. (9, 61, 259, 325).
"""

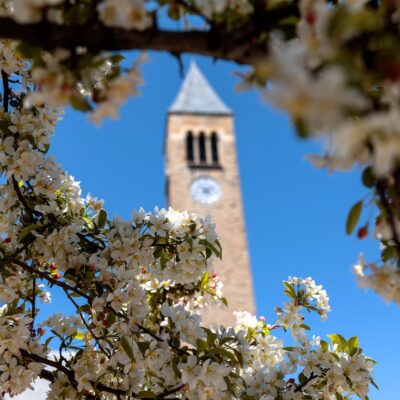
(355, 256, 400, 304)
(2, 0, 400, 303)
(0, 38, 377, 399)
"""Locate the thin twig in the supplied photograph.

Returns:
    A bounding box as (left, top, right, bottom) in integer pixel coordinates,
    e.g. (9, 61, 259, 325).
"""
(1, 69, 10, 113)
(377, 179, 400, 249)
(31, 277, 36, 336)
(136, 322, 189, 356)
(21, 349, 73, 378)
(63, 287, 109, 357)
(2, 257, 91, 300)
(294, 372, 318, 393)
(157, 385, 185, 399)
(23, 348, 184, 399)
(12, 176, 42, 220)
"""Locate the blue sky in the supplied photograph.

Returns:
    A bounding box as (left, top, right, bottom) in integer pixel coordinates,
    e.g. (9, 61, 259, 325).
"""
(49, 52, 399, 399)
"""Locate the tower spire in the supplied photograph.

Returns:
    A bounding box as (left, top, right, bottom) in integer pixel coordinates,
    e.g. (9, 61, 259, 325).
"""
(169, 61, 232, 116)
(165, 63, 255, 327)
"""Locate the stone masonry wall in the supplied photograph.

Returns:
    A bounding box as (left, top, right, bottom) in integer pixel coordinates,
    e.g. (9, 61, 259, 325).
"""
(165, 113, 255, 327)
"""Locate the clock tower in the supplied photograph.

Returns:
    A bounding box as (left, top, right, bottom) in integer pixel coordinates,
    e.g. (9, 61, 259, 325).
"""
(165, 61, 255, 326)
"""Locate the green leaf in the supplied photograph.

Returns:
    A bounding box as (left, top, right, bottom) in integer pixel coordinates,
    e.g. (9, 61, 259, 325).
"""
(74, 330, 85, 341)
(205, 328, 217, 347)
(121, 337, 135, 361)
(70, 95, 92, 112)
(137, 391, 156, 399)
(137, 341, 149, 354)
(171, 356, 182, 378)
(160, 249, 167, 269)
(196, 338, 208, 353)
(346, 201, 363, 235)
(200, 239, 222, 259)
(370, 378, 379, 390)
(362, 167, 376, 188)
(381, 246, 397, 262)
(320, 340, 329, 352)
(298, 372, 307, 384)
(0, 120, 9, 133)
(18, 223, 41, 242)
(214, 347, 237, 363)
(44, 336, 54, 348)
(328, 333, 347, 352)
(335, 392, 344, 400)
(97, 209, 107, 227)
(17, 42, 40, 59)
(294, 118, 309, 138)
(347, 336, 359, 354)
(200, 271, 209, 290)
(109, 54, 125, 64)
(283, 281, 296, 298)
(221, 297, 228, 306)
(168, 4, 181, 20)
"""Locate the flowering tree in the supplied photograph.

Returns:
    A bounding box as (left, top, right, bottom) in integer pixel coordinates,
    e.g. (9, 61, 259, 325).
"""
(0, 0, 394, 398)
(0, 0, 399, 303)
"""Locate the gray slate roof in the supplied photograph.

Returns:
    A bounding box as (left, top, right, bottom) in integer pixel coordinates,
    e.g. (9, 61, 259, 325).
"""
(169, 61, 232, 115)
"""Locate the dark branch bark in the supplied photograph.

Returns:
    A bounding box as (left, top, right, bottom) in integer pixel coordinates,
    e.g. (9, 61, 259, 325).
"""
(12, 176, 42, 220)
(24, 349, 185, 399)
(294, 373, 318, 392)
(377, 179, 400, 250)
(0, 18, 264, 64)
(63, 287, 109, 356)
(0, 18, 261, 64)
(2, 257, 91, 300)
(0, 6, 298, 65)
(1, 70, 10, 112)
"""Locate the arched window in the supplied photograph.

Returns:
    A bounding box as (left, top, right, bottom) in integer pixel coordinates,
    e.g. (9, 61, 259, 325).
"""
(186, 131, 194, 162)
(211, 132, 219, 164)
(199, 132, 207, 163)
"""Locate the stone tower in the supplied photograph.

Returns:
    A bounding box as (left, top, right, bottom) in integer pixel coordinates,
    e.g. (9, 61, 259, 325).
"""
(165, 61, 255, 326)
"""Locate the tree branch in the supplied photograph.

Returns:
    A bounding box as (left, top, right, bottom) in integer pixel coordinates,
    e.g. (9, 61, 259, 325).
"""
(2, 257, 91, 300)
(1, 70, 10, 113)
(0, 8, 297, 65)
(21, 349, 127, 398)
(63, 287, 109, 357)
(294, 372, 318, 393)
(23, 349, 185, 399)
(376, 179, 400, 250)
(21, 349, 73, 378)
(12, 176, 42, 220)
(31, 277, 36, 336)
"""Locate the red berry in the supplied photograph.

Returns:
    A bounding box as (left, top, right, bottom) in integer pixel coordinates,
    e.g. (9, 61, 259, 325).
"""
(358, 226, 368, 239)
(50, 263, 57, 271)
(306, 10, 316, 25)
(380, 58, 400, 81)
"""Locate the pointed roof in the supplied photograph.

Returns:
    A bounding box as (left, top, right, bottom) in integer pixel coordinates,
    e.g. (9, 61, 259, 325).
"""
(169, 61, 232, 116)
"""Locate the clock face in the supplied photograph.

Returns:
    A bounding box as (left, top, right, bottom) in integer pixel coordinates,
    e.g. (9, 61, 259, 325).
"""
(190, 177, 222, 204)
